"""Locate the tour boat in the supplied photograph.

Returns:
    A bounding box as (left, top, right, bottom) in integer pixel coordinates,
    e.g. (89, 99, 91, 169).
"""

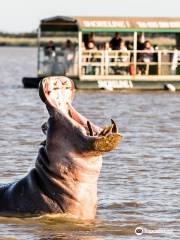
(22, 16, 180, 90)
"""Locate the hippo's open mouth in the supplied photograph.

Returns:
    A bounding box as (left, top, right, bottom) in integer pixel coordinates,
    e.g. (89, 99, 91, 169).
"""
(39, 76, 122, 152)
(0, 76, 122, 219)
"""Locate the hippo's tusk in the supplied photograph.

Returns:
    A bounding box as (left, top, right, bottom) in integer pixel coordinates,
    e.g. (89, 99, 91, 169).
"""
(99, 119, 118, 136)
(87, 121, 94, 136)
(111, 119, 118, 133)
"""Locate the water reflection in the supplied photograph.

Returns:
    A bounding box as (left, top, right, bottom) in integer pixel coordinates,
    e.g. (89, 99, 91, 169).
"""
(0, 214, 134, 239)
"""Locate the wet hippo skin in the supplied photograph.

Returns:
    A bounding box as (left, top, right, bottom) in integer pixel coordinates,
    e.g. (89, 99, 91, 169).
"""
(0, 76, 122, 219)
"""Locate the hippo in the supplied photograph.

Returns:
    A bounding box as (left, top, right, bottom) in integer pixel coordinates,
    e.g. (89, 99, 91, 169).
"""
(0, 76, 122, 219)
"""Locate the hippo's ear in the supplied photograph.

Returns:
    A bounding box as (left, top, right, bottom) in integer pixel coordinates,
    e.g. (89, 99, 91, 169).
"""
(92, 133, 122, 153)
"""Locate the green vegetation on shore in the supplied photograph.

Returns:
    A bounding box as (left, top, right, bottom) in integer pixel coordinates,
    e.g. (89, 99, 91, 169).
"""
(0, 32, 37, 46)
(0, 31, 176, 48)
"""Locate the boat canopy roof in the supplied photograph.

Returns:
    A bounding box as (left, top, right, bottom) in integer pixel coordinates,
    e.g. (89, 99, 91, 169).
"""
(40, 16, 79, 32)
(40, 16, 180, 33)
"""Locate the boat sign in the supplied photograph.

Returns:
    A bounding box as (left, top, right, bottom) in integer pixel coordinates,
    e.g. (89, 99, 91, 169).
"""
(98, 80, 133, 90)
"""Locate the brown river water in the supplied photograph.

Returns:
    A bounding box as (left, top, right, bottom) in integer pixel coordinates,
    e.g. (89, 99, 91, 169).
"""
(0, 47, 179, 239)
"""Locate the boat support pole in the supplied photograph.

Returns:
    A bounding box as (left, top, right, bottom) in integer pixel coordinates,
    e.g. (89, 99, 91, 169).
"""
(78, 31, 82, 79)
(37, 27, 41, 76)
(133, 31, 137, 77)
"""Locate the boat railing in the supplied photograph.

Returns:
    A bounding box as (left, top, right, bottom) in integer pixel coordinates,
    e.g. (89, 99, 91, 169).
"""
(38, 47, 180, 78)
(79, 49, 180, 77)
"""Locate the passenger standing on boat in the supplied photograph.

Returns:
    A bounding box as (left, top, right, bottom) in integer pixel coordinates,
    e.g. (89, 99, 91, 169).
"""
(118, 40, 128, 61)
(44, 40, 56, 57)
(138, 40, 154, 75)
(137, 34, 145, 53)
(63, 39, 75, 74)
(104, 42, 112, 51)
(87, 41, 97, 50)
(109, 33, 122, 74)
(83, 32, 95, 49)
(44, 40, 57, 75)
(86, 41, 97, 74)
(103, 42, 112, 75)
(125, 40, 133, 51)
(137, 33, 145, 69)
(44, 40, 66, 75)
(116, 40, 129, 75)
(89, 32, 95, 45)
(109, 32, 122, 50)
(87, 41, 97, 61)
(141, 41, 154, 62)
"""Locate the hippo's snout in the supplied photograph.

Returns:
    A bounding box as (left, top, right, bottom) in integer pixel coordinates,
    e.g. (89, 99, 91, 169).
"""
(39, 76, 122, 153)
